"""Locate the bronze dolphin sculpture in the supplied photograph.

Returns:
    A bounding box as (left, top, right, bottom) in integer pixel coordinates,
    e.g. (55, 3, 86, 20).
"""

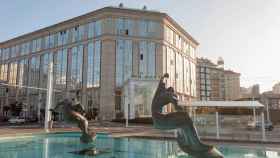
(151, 73, 224, 158)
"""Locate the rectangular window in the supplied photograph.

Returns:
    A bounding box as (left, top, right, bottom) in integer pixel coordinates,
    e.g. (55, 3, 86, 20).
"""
(18, 59, 28, 95)
(87, 41, 101, 88)
(70, 45, 83, 89)
(54, 49, 67, 89)
(116, 18, 134, 36)
(147, 21, 160, 38)
(57, 30, 69, 46)
(95, 20, 102, 37)
(15, 45, 20, 57)
(93, 41, 101, 87)
(2, 48, 10, 60)
(116, 39, 133, 87)
(176, 53, 183, 93)
(167, 47, 175, 87)
(36, 38, 42, 51)
(139, 41, 156, 79)
(88, 22, 95, 39)
(8, 62, 18, 85)
(78, 25, 85, 41)
(45, 36, 50, 49)
(0, 64, 8, 81)
(28, 56, 40, 93)
(71, 26, 79, 43)
(40, 52, 52, 88)
(139, 20, 148, 37)
(184, 57, 190, 94)
(31, 40, 36, 53)
(87, 42, 94, 88)
(49, 34, 55, 48)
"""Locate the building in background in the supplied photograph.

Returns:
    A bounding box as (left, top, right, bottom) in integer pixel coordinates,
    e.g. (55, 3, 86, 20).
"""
(0, 6, 198, 120)
(224, 70, 240, 100)
(196, 57, 241, 101)
(260, 91, 280, 123)
(196, 57, 225, 101)
(272, 82, 280, 94)
(240, 84, 260, 99)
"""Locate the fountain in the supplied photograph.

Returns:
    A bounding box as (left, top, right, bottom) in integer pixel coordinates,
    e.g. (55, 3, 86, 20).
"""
(51, 94, 95, 143)
(151, 73, 224, 158)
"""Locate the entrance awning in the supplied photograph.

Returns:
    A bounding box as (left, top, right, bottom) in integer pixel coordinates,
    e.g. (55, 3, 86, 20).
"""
(179, 101, 264, 109)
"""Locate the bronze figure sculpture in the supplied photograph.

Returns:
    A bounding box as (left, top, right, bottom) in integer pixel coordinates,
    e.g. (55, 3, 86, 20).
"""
(151, 73, 224, 158)
(51, 96, 95, 143)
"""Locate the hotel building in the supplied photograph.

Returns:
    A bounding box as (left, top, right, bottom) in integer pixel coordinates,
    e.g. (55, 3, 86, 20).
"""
(0, 6, 198, 120)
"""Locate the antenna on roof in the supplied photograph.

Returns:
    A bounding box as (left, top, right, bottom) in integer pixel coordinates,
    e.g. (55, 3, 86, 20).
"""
(142, 5, 147, 10)
(119, 3, 124, 8)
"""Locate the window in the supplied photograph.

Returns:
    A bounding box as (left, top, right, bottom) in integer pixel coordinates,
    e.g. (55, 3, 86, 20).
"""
(44, 36, 50, 49)
(0, 64, 8, 81)
(28, 56, 40, 93)
(147, 21, 160, 37)
(176, 53, 183, 93)
(78, 25, 85, 41)
(88, 22, 95, 39)
(20, 42, 29, 56)
(40, 53, 52, 88)
(15, 45, 20, 57)
(70, 45, 83, 89)
(139, 41, 156, 78)
(36, 38, 42, 51)
(93, 41, 101, 87)
(2, 48, 10, 60)
(8, 62, 17, 85)
(190, 62, 196, 96)
(31, 40, 36, 53)
(184, 58, 190, 94)
(166, 47, 175, 87)
(18, 59, 28, 95)
(54, 49, 67, 89)
(87, 41, 101, 88)
(139, 20, 148, 37)
(49, 34, 55, 48)
(116, 39, 132, 87)
(58, 30, 69, 46)
(116, 18, 134, 36)
(190, 46, 196, 59)
(95, 20, 102, 37)
(87, 43, 94, 88)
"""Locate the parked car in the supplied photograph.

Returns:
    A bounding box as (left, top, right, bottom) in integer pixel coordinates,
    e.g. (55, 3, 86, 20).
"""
(247, 120, 274, 131)
(8, 117, 25, 124)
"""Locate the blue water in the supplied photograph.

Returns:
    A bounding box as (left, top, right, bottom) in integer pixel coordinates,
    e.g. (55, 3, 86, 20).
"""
(0, 132, 279, 158)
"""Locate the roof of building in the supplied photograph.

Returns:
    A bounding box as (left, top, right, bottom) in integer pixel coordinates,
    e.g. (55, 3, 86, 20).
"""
(262, 91, 280, 98)
(0, 6, 199, 46)
(224, 70, 241, 75)
(179, 101, 264, 108)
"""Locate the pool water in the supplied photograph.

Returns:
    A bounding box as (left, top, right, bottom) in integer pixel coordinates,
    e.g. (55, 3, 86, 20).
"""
(0, 132, 279, 158)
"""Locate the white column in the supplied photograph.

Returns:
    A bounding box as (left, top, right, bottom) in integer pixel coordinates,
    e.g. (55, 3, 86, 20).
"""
(125, 103, 129, 128)
(44, 62, 53, 132)
(261, 111, 266, 141)
(37, 93, 41, 123)
(216, 111, 220, 139)
(266, 102, 270, 122)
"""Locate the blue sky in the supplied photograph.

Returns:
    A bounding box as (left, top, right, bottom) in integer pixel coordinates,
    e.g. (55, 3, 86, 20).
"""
(1, 0, 279, 92)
